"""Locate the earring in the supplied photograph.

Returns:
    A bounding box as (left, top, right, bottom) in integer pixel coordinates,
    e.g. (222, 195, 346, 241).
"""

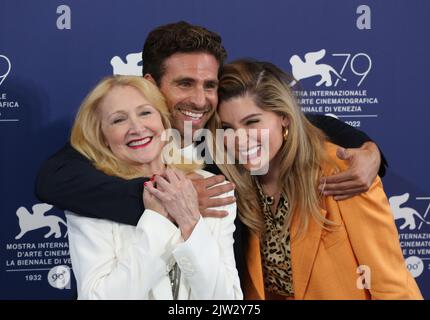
(283, 127, 289, 141)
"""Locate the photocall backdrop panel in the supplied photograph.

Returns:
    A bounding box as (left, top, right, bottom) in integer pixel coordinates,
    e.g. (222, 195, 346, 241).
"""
(1, 0, 429, 299)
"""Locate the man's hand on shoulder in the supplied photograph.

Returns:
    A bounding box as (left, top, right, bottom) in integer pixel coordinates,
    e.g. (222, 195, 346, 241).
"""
(319, 141, 381, 200)
(188, 173, 236, 218)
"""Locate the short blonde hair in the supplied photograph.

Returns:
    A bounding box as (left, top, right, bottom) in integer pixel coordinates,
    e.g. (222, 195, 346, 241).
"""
(71, 75, 200, 179)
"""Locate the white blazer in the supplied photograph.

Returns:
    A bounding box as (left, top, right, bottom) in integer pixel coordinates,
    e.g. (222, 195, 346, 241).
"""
(65, 169, 243, 300)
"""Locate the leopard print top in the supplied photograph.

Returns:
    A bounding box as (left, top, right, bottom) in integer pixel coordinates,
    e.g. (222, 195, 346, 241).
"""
(255, 179, 294, 298)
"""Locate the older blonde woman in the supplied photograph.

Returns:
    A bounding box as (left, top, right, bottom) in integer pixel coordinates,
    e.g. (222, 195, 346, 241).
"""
(208, 59, 422, 300)
(66, 75, 242, 300)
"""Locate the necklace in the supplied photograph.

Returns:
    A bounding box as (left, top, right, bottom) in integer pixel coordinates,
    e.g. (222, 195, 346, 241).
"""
(255, 178, 277, 206)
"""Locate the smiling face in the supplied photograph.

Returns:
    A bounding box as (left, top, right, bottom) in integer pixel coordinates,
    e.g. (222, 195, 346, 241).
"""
(156, 52, 219, 142)
(98, 85, 165, 172)
(218, 94, 288, 173)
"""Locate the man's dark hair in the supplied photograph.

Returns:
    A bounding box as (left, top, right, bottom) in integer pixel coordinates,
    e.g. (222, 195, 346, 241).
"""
(142, 21, 227, 85)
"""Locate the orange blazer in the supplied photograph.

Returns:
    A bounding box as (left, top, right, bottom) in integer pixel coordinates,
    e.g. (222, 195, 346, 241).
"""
(244, 142, 423, 300)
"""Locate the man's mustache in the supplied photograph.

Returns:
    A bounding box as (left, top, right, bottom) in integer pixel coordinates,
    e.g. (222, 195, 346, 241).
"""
(175, 102, 212, 113)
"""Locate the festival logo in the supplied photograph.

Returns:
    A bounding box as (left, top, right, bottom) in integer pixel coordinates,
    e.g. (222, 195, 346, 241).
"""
(110, 52, 142, 76)
(0, 55, 11, 86)
(15, 204, 68, 240)
(4, 203, 72, 290)
(290, 49, 346, 87)
(0, 54, 20, 122)
(390, 193, 430, 230)
(289, 49, 377, 129)
(48, 265, 71, 290)
(389, 193, 430, 279)
(405, 256, 425, 279)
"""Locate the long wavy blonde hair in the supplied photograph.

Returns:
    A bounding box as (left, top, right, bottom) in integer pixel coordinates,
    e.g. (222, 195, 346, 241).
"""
(208, 60, 334, 237)
(71, 75, 201, 180)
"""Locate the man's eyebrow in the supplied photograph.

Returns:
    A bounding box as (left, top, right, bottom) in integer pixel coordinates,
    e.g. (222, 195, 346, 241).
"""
(204, 79, 219, 86)
(172, 77, 195, 84)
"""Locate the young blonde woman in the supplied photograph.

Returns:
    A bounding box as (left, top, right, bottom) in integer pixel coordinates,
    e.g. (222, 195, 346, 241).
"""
(66, 75, 242, 300)
(208, 59, 422, 300)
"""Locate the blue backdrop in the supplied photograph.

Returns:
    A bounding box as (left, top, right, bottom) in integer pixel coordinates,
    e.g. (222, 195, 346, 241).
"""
(1, 0, 429, 299)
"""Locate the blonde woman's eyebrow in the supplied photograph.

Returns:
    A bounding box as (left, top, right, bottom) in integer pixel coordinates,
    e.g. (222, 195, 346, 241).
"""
(136, 103, 154, 109)
(107, 104, 153, 117)
(106, 109, 126, 120)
